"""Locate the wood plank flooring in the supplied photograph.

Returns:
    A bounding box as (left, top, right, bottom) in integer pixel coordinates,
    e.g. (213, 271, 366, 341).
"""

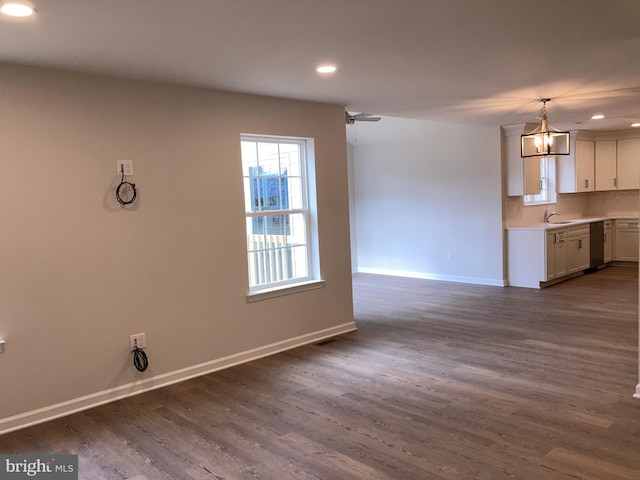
(1, 266, 639, 479)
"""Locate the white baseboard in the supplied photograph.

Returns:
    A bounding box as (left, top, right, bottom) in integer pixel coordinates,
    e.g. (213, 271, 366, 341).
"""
(356, 267, 507, 287)
(634, 384, 640, 399)
(0, 322, 357, 435)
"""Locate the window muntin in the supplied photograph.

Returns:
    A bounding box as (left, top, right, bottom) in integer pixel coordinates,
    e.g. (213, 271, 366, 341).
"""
(241, 136, 315, 291)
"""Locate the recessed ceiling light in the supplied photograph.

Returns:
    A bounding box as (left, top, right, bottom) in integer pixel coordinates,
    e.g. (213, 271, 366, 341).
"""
(1, 3, 35, 16)
(316, 65, 337, 74)
(632, 123, 640, 128)
(591, 114, 605, 120)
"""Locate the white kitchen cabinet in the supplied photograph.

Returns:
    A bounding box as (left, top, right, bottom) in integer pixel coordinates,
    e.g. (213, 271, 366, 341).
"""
(546, 228, 568, 280)
(507, 227, 570, 288)
(604, 220, 613, 263)
(616, 139, 640, 190)
(567, 224, 590, 273)
(557, 137, 595, 193)
(595, 140, 617, 191)
(507, 221, 607, 288)
(504, 124, 542, 196)
(614, 219, 639, 261)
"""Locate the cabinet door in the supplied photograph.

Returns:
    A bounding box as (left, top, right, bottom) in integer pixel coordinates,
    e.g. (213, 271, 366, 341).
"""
(567, 235, 589, 273)
(577, 235, 590, 270)
(567, 236, 580, 273)
(555, 237, 569, 277)
(548, 230, 569, 279)
(576, 140, 595, 192)
(595, 140, 617, 191)
(558, 139, 595, 193)
(617, 139, 640, 190)
(615, 220, 639, 261)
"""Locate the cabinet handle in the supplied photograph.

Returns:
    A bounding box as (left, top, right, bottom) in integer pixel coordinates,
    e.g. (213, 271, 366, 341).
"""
(614, 178, 617, 187)
(578, 239, 582, 249)
(554, 233, 557, 244)
(604, 233, 607, 242)
(584, 179, 589, 189)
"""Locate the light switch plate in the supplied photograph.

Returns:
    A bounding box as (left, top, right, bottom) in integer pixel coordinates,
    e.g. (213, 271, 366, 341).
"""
(117, 160, 134, 176)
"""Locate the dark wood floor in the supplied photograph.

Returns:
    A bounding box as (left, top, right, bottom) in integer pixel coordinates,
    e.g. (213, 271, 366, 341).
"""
(2, 266, 639, 479)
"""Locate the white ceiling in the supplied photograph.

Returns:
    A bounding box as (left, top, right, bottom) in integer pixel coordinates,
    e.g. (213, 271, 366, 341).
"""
(2, 0, 640, 132)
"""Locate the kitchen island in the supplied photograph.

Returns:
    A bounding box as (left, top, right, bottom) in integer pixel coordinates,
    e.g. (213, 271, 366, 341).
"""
(507, 217, 638, 288)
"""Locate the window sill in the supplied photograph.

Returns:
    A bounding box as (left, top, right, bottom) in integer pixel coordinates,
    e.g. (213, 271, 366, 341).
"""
(524, 201, 556, 207)
(247, 280, 325, 303)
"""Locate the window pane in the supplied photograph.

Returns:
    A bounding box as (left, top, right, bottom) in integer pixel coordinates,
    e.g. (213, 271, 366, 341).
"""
(279, 143, 300, 175)
(287, 177, 303, 209)
(257, 142, 280, 175)
(241, 136, 314, 291)
(241, 141, 258, 176)
(245, 213, 307, 287)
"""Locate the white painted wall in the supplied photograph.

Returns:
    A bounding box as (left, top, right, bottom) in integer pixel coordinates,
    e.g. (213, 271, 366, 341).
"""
(347, 144, 358, 272)
(0, 63, 355, 432)
(351, 117, 505, 286)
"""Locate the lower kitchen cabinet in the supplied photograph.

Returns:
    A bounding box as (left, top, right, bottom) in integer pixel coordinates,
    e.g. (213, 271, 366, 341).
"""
(546, 228, 568, 280)
(508, 221, 606, 288)
(614, 219, 639, 261)
(508, 226, 574, 288)
(567, 224, 590, 273)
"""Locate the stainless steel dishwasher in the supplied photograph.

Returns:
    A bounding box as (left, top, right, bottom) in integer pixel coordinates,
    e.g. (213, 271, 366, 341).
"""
(589, 221, 604, 268)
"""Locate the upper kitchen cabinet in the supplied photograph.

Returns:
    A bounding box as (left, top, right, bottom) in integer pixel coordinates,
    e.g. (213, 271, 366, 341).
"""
(595, 140, 617, 191)
(616, 138, 640, 190)
(503, 124, 542, 196)
(557, 132, 596, 193)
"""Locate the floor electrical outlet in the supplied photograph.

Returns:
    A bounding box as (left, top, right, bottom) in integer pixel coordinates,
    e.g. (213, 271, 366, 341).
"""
(130, 333, 146, 351)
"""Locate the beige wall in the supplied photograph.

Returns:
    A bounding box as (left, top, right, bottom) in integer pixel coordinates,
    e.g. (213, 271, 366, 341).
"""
(505, 190, 639, 226)
(0, 63, 355, 431)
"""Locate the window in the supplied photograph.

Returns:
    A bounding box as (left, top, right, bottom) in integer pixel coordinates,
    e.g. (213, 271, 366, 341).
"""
(241, 135, 320, 295)
(524, 156, 556, 205)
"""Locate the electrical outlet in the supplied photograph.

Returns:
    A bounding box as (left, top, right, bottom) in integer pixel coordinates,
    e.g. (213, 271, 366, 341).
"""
(117, 160, 134, 176)
(130, 333, 146, 351)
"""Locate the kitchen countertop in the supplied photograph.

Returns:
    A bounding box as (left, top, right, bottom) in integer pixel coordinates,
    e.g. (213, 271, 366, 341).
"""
(506, 216, 637, 231)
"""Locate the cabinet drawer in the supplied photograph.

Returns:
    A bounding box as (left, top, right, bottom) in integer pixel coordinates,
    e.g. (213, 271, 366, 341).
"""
(547, 228, 567, 242)
(568, 224, 590, 236)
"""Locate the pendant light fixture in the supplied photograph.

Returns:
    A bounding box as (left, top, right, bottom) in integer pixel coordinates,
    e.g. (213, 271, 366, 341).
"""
(521, 98, 570, 158)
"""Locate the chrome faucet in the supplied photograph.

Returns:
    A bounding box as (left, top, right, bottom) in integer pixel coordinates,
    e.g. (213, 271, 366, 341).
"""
(543, 209, 560, 223)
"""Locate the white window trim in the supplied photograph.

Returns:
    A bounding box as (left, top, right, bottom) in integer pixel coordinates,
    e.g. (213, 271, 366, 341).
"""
(241, 134, 322, 299)
(247, 279, 325, 303)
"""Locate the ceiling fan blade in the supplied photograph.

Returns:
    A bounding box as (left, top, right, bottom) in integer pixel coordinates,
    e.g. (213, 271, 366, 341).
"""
(345, 111, 381, 124)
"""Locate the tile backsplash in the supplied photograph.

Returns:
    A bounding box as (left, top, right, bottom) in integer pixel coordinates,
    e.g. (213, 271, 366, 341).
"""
(505, 190, 639, 226)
